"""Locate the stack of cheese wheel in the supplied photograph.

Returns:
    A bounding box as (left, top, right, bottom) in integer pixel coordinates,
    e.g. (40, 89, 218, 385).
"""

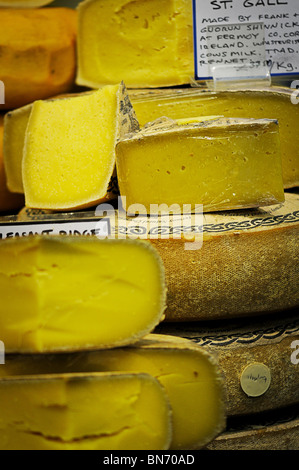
(0, 0, 298, 451)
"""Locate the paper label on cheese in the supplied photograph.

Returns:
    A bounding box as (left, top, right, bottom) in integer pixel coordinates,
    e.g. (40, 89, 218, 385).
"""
(0, 219, 110, 239)
(193, 0, 299, 81)
(240, 363, 271, 397)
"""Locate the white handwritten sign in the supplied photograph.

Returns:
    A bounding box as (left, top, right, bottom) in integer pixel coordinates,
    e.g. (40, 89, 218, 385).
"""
(193, 0, 299, 80)
(0, 219, 110, 240)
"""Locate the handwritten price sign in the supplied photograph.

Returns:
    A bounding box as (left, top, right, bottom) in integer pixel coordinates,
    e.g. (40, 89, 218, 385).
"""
(193, 0, 299, 80)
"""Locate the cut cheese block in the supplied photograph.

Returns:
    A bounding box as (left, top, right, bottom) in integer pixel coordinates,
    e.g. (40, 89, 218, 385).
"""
(0, 8, 77, 111)
(130, 86, 299, 189)
(116, 117, 285, 213)
(0, 372, 172, 450)
(157, 311, 299, 417)
(76, 0, 194, 89)
(0, 0, 54, 6)
(0, 115, 24, 212)
(206, 406, 299, 450)
(3, 92, 93, 195)
(0, 236, 166, 353)
(22, 83, 139, 210)
(0, 334, 226, 450)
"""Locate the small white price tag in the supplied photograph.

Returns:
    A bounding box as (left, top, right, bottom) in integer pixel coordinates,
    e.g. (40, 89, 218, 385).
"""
(193, 0, 299, 81)
(0, 219, 110, 239)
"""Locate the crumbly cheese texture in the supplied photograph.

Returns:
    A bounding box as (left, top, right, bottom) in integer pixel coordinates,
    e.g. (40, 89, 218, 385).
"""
(0, 236, 166, 353)
(0, 8, 77, 110)
(0, 115, 24, 212)
(130, 87, 299, 189)
(0, 372, 172, 450)
(76, 0, 194, 88)
(0, 334, 226, 450)
(116, 117, 285, 213)
(22, 84, 139, 210)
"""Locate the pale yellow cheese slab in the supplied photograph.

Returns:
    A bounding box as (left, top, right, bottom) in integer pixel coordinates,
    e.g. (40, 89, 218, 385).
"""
(0, 334, 226, 450)
(0, 236, 166, 353)
(0, 372, 172, 450)
(76, 0, 194, 89)
(22, 83, 139, 210)
(130, 86, 299, 189)
(116, 117, 285, 213)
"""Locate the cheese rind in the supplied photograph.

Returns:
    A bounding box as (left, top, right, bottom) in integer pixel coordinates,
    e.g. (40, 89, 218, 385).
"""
(0, 8, 77, 110)
(76, 0, 194, 89)
(0, 236, 166, 353)
(3, 104, 31, 193)
(150, 193, 299, 321)
(22, 83, 139, 210)
(158, 313, 299, 416)
(0, 372, 172, 450)
(130, 86, 299, 189)
(0, 115, 24, 212)
(116, 117, 285, 213)
(0, 334, 226, 450)
(207, 416, 299, 451)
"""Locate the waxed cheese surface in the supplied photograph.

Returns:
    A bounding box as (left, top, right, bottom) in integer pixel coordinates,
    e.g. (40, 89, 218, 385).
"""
(0, 373, 171, 450)
(0, 236, 166, 353)
(116, 120, 285, 212)
(0, 336, 225, 450)
(0, 8, 77, 110)
(131, 89, 299, 188)
(22, 86, 119, 210)
(77, 0, 193, 88)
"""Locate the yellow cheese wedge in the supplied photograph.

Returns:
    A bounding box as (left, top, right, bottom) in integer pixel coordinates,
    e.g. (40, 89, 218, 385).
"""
(3, 92, 93, 195)
(116, 117, 285, 213)
(0, 236, 166, 353)
(130, 86, 299, 189)
(0, 8, 77, 111)
(0, 372, 172, 450)
(76, 0, 194, 89)
(0, 334, 226, 450)
(0, 115, 24, 213)
(22, 83, 139, 210)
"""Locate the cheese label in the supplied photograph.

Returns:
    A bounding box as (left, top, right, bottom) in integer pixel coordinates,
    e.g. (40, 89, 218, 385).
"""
(240, 363, 271, 397)
(0, 219, 110, 240)
(193, 0, 299, 81)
